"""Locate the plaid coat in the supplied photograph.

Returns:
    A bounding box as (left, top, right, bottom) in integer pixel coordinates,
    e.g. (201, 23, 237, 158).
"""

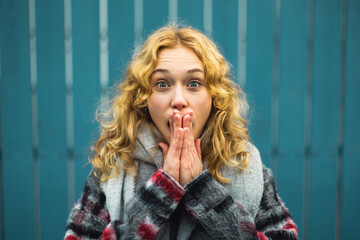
(65, 125, 298, 240)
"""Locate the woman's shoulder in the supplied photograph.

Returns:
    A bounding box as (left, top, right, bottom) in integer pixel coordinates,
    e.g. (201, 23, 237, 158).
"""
(245, 141, 261, 164)
(81, 169, 124, 201)
(242, 142, 263, 176)
(76, 171, 108, 205)
(221, 142, 265, 218)
(245, 143, 275, 180)
(220, 141, 263, 179)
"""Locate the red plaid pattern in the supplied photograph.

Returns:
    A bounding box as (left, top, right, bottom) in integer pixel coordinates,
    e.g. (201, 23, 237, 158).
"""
(65, 168, 298, 239)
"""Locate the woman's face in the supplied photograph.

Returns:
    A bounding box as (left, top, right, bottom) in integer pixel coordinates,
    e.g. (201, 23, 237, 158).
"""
(147, 45, 212, 143)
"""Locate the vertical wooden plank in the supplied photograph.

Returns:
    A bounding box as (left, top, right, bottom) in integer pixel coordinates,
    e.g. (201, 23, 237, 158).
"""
(134, 0, 143, 47)
(143, 0, 169, 36)
(341, 0, 360, 238)
(169, 0, 178, 23)
(72, 0, 99, 199)
(203, 0, 212, 36)
(0, 44, 4, 240)
(303, 1, 315, 238)
(29, 0, 41, 237)
(35, 0, 67, 238)
(310, 0, 342, 239)
(0, 49, 3, 240)
(0, 0, 35, 239)
(246, 0, 273, 167)
(99, 0, 109, 98)
(178, 0, 203, 30)
(64, 0, 75, 211)
(213, 0, 238, 82)
(238, 0, 247, 87)
(270, 0, 280, 179)
(108, 0, 134, 86)
(277, 1, 307, 238)
(335, 0, 348, 238)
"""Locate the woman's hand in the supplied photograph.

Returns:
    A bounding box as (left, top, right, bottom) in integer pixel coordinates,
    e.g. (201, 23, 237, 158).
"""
(179, 113, 202, 186)
(158, 112, 183, 183)
(158, 111, 203, 186)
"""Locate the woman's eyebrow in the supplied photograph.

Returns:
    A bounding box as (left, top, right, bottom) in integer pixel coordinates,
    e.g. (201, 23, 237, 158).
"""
(152, 68, 204, 75)
(187, 68, 204, 74)
(152, 68, 169, 74)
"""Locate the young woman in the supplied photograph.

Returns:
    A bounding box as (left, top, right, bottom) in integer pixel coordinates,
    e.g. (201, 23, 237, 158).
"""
(65, 25, 298, 240)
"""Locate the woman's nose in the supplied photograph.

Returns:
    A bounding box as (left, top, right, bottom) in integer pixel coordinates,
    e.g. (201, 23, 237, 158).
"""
(171, 86, 187, 110)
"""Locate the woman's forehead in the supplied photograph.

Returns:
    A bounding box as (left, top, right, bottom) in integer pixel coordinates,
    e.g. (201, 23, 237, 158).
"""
(155, 46, 204, 69)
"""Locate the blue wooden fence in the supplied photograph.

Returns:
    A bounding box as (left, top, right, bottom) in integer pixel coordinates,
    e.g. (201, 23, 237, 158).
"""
(0, 0, 359, 239)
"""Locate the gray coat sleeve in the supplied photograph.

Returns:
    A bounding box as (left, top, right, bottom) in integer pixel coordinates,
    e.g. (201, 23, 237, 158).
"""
(64, 169, 185, 240)
(183, 169, 298, 240)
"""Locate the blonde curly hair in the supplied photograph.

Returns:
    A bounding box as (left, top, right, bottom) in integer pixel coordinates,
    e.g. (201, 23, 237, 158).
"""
(91, 24, 250, 183)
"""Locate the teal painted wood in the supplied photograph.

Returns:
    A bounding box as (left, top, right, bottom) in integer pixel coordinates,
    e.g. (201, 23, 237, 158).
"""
(35, 0, 68, 238)
(342, 0, 360, 238)
(310, 0, 342, 239)
(108, 0, 134, 87)
(277, 1, 307, 239)
(213, 0, 239, 83)
(1, 1, 360, 239)
(246, 0, 273, 168)
(0, 0, 35, 239)
(72, 0, 100, 202)
(143, 0, 169, 37)
(178, 0, 204, 31)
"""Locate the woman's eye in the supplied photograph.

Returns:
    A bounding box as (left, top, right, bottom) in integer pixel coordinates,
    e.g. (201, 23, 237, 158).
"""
(156, 82, 169, 88)
(188, 81, 200, 88)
